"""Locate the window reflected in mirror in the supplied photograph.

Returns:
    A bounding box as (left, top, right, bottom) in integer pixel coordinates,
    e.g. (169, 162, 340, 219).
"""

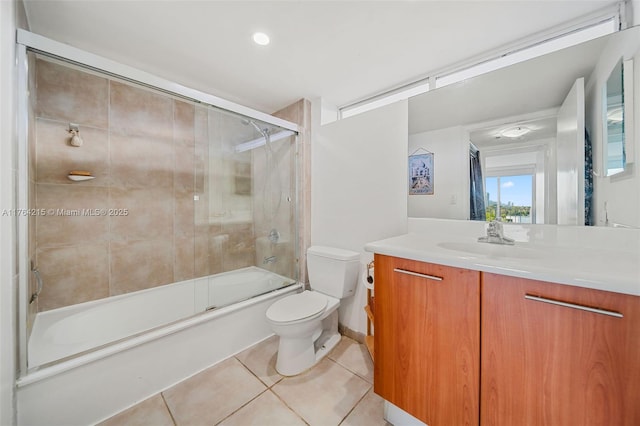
(485, 175, 534, 223)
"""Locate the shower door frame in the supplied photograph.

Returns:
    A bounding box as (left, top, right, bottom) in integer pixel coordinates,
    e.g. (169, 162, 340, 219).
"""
(15, 29, 300, 379)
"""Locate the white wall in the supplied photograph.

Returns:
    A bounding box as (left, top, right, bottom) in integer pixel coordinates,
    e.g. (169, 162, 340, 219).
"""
(631, 0, 639, 27)
(312, 100, 408, 334)
(1, 1, 19, 424)
(586, 28, 640, 227)
(408, 126, 469, 219)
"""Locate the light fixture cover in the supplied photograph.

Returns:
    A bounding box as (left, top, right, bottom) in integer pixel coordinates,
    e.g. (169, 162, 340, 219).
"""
(253, 32, 270, 46)
(501, 126, 531, 138)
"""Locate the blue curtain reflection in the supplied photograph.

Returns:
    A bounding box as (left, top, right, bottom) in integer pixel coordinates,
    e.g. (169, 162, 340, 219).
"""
(470, 145, 486, 221)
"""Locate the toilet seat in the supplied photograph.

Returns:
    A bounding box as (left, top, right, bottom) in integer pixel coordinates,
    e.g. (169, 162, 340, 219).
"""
(266, 291, 327, 324)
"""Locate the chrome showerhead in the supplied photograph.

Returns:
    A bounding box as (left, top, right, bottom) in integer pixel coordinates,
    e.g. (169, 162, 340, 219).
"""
(241, 118, 269, 139)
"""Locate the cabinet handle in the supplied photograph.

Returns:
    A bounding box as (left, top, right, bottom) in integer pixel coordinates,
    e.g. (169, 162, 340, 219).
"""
(524, 294, 623, 318)
(393, 268, 443, 281)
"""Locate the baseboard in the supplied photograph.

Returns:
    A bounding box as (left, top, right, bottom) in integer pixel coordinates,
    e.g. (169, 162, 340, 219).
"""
(338, 323, 365, 344)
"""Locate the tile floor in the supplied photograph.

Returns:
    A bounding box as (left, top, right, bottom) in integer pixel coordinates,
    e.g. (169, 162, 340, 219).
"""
(99, 336, 391, 426)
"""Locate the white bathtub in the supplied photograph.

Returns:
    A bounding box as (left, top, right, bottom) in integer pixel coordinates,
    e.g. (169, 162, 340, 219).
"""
(28, 266, 296, 368)
(17, 267, 302, 426)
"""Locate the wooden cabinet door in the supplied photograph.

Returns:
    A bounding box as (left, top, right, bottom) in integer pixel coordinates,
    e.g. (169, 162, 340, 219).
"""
(481, 273, 640, 426)
(374, 254, 480, 426)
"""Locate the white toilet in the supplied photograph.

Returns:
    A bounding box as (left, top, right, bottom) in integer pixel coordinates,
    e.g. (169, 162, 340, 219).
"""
(266, 246, 359, 376)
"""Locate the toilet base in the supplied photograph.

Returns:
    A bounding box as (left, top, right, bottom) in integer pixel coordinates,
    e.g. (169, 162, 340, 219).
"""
(275, 309, 340, 376)
(313, 330, 341, 362)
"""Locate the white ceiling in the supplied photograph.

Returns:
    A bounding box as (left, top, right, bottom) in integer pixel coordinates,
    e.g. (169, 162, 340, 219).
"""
(22, 1, 619, 114)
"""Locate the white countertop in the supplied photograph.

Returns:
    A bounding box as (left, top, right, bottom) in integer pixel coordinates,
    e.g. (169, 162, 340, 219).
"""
(365, 219, 640, 296)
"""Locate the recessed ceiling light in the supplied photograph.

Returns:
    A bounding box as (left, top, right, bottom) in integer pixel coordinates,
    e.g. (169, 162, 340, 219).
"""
(252, 32, 270, 46)
(501, 126, 531, 138)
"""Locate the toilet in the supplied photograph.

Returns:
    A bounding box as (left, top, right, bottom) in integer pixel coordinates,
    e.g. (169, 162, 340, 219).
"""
(266, 246, 359, 376)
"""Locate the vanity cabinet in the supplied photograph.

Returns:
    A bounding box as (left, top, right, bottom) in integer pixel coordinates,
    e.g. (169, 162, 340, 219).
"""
(373, 254, 480, 426)
(373, 255, 640, 426)
(481, 273, 640, 426)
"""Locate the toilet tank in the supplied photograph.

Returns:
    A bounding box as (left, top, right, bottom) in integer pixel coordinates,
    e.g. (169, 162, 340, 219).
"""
(307, 246, 360, 298)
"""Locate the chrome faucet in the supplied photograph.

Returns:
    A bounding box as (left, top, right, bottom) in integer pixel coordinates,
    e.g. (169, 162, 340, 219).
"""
(263, 255, 277, 264)
(478, 220, 515, 245)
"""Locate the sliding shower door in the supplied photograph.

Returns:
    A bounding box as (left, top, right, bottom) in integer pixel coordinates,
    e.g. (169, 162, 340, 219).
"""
(20, 50, 298, 369)
(199, 108, 298, 308)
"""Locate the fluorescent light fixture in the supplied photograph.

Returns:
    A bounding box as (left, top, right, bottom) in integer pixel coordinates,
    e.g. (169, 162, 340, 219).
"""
(235, 130, 295, 153)
(252, 32, 270, 46)
(501, 126, 531, 138)
(436, 19, 616, 89)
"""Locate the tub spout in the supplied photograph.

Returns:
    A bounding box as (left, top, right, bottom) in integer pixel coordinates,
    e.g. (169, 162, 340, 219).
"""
(263, 256, 277, 264)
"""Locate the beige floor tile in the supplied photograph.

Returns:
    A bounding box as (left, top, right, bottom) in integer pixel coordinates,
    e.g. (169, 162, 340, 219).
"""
(163, 357, 266, 426)
(272, 358, 371, 426)
(328, 337, 374, 384)
(235, 335, 283, 387)
(98, 394, 174, 426)
(218, 390, 306, 426)
(341, 389, 391, 426)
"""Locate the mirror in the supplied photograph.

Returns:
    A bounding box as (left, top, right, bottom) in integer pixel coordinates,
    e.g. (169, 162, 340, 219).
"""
(605, 59, 625, 175)
(408, 25, 640, 227)
(604, 58, 635, 176)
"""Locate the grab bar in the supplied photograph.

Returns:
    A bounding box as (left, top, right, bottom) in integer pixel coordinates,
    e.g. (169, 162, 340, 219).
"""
(30, 267, 43, 304)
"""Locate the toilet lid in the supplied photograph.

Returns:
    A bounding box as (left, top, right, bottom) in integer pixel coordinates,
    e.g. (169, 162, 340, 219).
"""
(266, 291, 327, 323)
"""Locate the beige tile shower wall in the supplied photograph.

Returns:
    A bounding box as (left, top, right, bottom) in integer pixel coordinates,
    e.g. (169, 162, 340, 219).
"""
(203, 109, 256, 275)
(252, 137, 295, 279)
(33, 59, 199, 311)
(273, 99, 312, 285)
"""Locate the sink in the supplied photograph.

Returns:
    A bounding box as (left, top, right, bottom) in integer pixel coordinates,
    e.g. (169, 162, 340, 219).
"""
(436, 242, 544, 259)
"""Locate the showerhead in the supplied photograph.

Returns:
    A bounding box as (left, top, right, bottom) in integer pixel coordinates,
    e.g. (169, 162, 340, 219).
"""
(241, 118, 269, 139)
(235, 117, 281, 153)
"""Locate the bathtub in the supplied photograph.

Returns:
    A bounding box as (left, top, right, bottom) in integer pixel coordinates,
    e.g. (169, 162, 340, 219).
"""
(28, 266, 297, 368)
(17, 267, 302, 426)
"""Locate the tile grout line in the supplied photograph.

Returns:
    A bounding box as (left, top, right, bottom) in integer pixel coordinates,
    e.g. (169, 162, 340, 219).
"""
(233, 353, 309, 425)
(325, 344, 376, 426)
(160, 392, 179, 426)
(327, 354, 373, 386)
(213, 387, 271, 426)
(234, 353, 284, 389)
(210, 355, 305, 426)
(337, 384, 374, 426)
(209, 356, 275, 424)
(268, 387, 311, 426)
